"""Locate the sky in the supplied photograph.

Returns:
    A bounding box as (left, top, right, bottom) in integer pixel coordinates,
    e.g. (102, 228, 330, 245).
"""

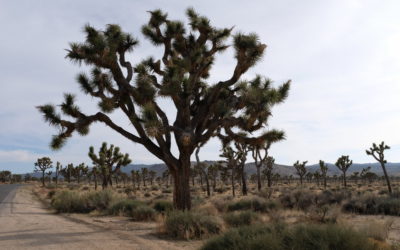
(1, 0, 400, 174)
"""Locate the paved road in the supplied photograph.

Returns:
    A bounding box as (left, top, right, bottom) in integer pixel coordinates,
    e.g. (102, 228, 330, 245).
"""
(0, 184, 21, 213)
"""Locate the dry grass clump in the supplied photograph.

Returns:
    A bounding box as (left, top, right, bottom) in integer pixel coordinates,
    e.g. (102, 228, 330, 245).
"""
(201, 223, 389, 250)
(163, 210, 224, 240)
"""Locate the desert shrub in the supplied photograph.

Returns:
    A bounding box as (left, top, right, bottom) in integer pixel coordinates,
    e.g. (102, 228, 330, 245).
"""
(227, 197, 277, 213)
(162, 188, 172, 193)
(223, 211, 259, 227)
(210, 196, 233, 212)
(343, 194, 400, 216)
(131, 205, 156, 221)
(279, 190, 314, 210)
(144, 192, 151, 197)
(201, 223, 385, 250)
(164, 211, 223, 239)
(47, 190, 56, 199)
(67, 183, 80, 190)
(153, 200, 173, 213)
(81, 186, 89, 191)
(51, 190, 89, 213)
(359, 219, 394, 241)
(108, 199, 143, 215)
(151, 186, 159, 191)
(86, 189, 115, 211)
(46, 183, 57, 189)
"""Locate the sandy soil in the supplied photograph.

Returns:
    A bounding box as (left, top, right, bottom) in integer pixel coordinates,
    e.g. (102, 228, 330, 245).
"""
(0, 186, 201, 250)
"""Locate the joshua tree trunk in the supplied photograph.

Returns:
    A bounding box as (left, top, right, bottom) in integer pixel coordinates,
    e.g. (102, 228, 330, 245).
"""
(170, 158, 191, 210)
(256, 166, 262, 191)
(381, 163, 392, 194)
(231, 169, 236, 197)
(267, 175, 272, 188)
(204, 172, 211, 197)
(94, 174, 98, 190)
(323, 177, 327, 189)
(41, 171, 45, 187)
(241, 166, 248, 196)
(342, 172, 347, 188)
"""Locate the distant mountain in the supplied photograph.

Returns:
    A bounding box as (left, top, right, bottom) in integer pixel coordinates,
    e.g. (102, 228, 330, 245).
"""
(24, 162, 400, 178)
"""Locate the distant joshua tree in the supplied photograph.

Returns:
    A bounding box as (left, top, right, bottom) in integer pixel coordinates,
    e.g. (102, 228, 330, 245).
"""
(293, 160, 307, 185)
(251, 131, 284, 191)
(88, 142, 131, 189)
(262, 156, 275, 188)
(366, 141, 392, 194)
(319, 160, 328, 189)
(335, 155, 352, 188)
(55, 162, 62, 188)
(34, 157, 53, 187)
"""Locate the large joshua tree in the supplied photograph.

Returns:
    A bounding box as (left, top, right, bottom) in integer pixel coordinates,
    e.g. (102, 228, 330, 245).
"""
(34, 157, 53, 187)
(88, 142, 131, 189)
(366, 142, 392, 194)
(37, 9, 290, 210)
(335, 155, 352, 188)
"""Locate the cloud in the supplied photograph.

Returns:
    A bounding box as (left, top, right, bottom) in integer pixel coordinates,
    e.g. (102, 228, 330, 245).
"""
(0, 150, 41, 163)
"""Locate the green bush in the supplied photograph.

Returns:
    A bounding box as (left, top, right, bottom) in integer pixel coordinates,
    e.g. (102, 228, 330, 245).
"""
(201, 223, 385, 250)
(51, 190, 89, 213)
(343, 194, 400, 216)
(51, 189, 116, 213)
(164, 211, 223, 239)
(227, 197, 278, 213)
(108, 199, 143, 216)
(223, 211, 259, 227)
(86, 189, 115, 210)
(131, 205, 156, 221)
(153, 200, 173, 213)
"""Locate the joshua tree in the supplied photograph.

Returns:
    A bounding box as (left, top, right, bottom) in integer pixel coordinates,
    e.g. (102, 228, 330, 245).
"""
(366, 141, 392, 194)
(92, 166, 100, 190)
(0, 171, 12, 183)
(60, 163, 74, 183)
(293, 161, 307, 185)
(220, 144, 239, 197)
(149, 170, 156, 186)
(335, 155, 352, 188)
(319, 160, 328, 189)
(75, 163, 88, 184)
(251, 131, 285, 191)
(88, 142, 131, 188)
(141, 167, 149, 187)
(37, 9, 290, 210)
(195, 144, 211, 197)
(46, 171, 53, 184)
(55, 162, 62, 188)
(262, 156, 275, 188)
(34, 157, 53, 187)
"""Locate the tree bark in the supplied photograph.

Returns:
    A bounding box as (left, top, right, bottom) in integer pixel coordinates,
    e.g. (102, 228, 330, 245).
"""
(381, 163, 392, 194)
(41, 171, 45, 187)
(256, 165, 262, 191)
(171, 163, 191, 210)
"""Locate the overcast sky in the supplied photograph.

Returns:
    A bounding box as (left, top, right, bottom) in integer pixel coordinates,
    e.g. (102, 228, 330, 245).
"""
(1, 0, 400, 173)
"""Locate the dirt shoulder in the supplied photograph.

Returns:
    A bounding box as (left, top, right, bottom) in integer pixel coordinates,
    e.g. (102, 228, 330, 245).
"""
(0, 186, 201, 250)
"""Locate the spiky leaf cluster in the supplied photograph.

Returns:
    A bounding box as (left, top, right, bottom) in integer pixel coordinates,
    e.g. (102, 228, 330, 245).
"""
(335, 155, 353, 172)
(366, 141, 390, 164)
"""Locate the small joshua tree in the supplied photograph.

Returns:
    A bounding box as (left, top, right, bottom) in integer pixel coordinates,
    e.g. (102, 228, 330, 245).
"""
(55, 161, 62, 188)
(262, 156, 275, 188)
(34, 157, 53, 187)
(251, 131, 284, 191)
(88, 142, 131, 189)
(366, 141, 392, 194)
(293, 160, 307, 185)
(60, 163, 74, 183)
(319, 160, 328, 189)
(141, 167, 149, 187)
(335, 155, 352, 188)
